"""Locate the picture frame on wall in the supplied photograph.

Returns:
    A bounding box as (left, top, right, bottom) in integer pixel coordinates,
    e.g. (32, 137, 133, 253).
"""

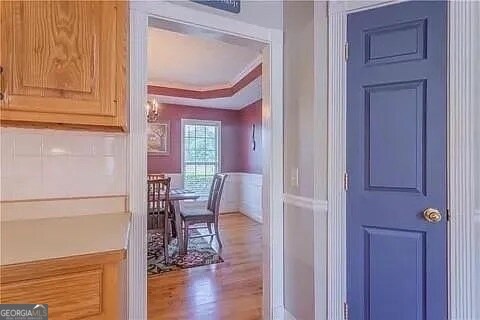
(147, 121, 170, 155)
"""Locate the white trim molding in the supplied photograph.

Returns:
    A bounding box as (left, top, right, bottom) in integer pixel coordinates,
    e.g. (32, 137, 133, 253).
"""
(262, 29, 285, 320)
(327, 1, 479, 320)
(128, 7, 149, 320)
(282, 194, 328, 213)
(129, 2, 284, 319)
(448, 3, 479, 319)
(231, 55, 263, 86)
(327, 5, 347, 320)
(313, 3, 329, 320)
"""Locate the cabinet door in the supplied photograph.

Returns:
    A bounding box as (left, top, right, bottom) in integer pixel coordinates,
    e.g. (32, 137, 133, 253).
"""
(0, 1, 126, 130)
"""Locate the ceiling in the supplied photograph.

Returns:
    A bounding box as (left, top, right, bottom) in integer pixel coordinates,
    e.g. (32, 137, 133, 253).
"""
(147, 27, 262, 109)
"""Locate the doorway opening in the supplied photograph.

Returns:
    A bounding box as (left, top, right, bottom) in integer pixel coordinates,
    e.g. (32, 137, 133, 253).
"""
(146, 17, 267, 318)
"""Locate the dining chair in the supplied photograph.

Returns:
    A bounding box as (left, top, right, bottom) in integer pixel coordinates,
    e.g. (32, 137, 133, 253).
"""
(147, 177, 172, 264)
(179, 173, 228, 253)
(147, 173, 166, 181)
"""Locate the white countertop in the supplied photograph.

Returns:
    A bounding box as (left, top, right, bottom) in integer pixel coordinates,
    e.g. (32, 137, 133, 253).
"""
(1, 212, 130, 266)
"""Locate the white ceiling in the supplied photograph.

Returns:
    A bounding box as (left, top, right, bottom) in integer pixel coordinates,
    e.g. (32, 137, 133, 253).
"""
(148, 27, 262, 90)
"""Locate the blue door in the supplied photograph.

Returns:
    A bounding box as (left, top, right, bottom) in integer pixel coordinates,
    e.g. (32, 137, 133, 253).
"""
(347, 2, 447, 320)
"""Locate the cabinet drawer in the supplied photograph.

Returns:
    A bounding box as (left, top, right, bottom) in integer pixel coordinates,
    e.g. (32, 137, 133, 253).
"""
(0, 250, 126, 320)
(1, 269, 103, 320)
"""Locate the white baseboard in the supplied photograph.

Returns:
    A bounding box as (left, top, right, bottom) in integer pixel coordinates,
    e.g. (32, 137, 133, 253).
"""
(240, 205, 263, 223)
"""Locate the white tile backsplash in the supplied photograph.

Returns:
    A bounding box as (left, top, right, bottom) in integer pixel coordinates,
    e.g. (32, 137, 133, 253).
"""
(14, 133, 43, 156)
(0, 128, 127, 201)
(93, 136, 120, 156)
(44, 134, 95, 156)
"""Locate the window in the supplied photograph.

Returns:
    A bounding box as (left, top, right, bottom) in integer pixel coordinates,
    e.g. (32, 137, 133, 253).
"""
(182, 119, 221, 195)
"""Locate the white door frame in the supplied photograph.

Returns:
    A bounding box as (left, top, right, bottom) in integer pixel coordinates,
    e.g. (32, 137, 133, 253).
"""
(327, 1, 478, 320)
(128, 2, 284, 319)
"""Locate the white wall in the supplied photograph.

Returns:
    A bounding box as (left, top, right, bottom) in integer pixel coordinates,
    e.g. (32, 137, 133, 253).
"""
(221, 172, 262, 222)
(283, 1, 327, 319)
(171, 0, 283, 30)
(0, 128, 127, 201)
(284, 203, 314, 320)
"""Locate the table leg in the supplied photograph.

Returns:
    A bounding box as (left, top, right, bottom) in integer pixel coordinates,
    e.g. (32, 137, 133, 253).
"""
(173, 200, 185, 255)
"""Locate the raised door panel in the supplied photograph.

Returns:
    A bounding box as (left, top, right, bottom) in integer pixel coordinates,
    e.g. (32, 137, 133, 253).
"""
(0, 1, 126, 130)
(347, 2, 447, 320)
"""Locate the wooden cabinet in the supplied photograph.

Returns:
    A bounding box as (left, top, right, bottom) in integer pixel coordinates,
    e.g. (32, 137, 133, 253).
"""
(0, 1, 127, 131)
(0, 250, 126, 320)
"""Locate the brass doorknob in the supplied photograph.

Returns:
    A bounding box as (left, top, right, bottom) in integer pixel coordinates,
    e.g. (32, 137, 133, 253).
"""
(423, 208, 442, 223)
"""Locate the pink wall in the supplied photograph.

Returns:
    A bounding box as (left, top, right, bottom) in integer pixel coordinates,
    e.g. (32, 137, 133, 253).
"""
(148, 101, 262, 174)
(148, 103, 242, 173)
(238, 100, 263, 174)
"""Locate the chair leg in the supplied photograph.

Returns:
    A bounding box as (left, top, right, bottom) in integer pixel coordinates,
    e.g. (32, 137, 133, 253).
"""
(183, 221, 189, 253)
(207, 223, 214, 244)
(164, 214, 169, 264)
(214, 220, 222, 248)
(167, 220, 172, 242)
(170, 220, 176, 238)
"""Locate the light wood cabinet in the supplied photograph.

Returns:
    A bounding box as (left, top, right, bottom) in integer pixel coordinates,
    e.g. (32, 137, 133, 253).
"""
(0, 1, 127, 131)
(0, 250, 126, 320)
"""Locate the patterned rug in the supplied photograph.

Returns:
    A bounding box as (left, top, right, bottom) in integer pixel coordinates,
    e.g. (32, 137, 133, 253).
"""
(147, 229, 223, 275)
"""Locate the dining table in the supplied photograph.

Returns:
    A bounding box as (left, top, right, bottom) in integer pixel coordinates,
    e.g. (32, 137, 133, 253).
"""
(160, 188, 200, 255)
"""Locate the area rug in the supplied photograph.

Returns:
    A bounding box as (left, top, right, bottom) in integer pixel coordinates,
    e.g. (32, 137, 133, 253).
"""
(147, 229, 223, 275)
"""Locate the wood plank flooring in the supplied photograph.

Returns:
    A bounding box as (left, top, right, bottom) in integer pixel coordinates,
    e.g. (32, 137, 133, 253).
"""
(148, 213, 263, 320)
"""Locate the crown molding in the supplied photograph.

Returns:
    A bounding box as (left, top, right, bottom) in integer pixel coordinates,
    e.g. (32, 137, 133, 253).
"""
(147, 63, 262, 99)
(230, 55, 263, 86)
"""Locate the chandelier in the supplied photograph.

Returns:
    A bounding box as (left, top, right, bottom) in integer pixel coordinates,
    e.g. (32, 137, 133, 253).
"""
(146, 98, 159, 122)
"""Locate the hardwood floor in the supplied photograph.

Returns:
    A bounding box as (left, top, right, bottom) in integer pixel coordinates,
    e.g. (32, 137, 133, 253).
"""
(148, 213, 263, 320)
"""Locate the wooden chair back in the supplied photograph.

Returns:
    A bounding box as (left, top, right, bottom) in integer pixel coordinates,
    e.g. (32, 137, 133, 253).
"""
(148, 173, 166, 181)
(147, 177, 171, 229)
(206, 173, 228, 217)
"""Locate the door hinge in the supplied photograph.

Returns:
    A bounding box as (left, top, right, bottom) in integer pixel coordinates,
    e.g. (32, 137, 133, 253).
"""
(343, 302, 349, 320)
(343, 172, 349, 191)
(344, 42, 349, 61)
(446, 208, 451, 222)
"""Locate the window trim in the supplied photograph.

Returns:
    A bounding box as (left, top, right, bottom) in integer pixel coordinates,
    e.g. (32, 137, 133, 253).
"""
(180, 118, 222, 192)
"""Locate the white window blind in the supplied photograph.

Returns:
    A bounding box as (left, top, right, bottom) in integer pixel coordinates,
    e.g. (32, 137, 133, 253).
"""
(182, 120, 220, 195)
